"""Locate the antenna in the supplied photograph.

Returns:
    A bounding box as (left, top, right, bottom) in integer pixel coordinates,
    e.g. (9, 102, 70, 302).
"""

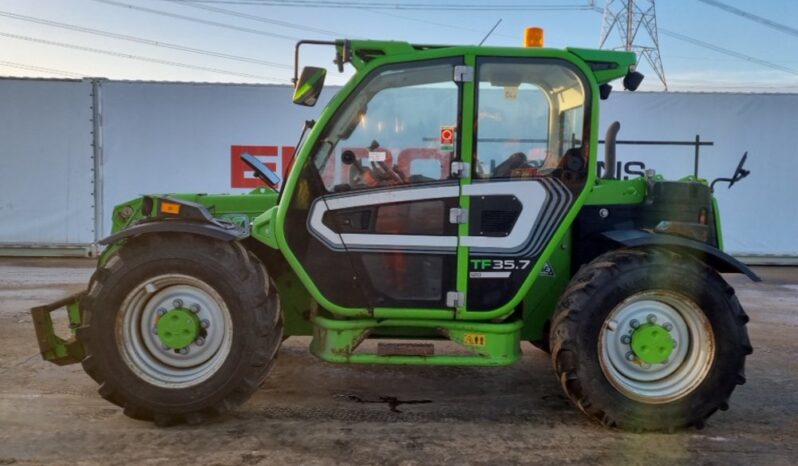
(479, 19, 502, 46)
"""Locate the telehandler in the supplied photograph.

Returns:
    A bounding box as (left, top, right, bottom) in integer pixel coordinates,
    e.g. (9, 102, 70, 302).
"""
(32, 28, 756, 431)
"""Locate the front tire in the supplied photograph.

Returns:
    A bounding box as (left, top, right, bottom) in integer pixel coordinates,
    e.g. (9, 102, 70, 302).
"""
(78, 234, 282, 426)
(550, 248, 751, 431)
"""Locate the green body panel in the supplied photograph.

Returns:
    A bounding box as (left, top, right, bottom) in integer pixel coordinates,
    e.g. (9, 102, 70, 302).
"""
(311, 315, 522, 366)
(585, 178, 647, 205)
(520, 229, 573, 342)
(713, 197, 724, 250)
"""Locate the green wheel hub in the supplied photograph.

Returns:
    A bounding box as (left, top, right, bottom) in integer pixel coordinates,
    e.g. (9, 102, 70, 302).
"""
(157, 308, 200, 349)
(631, 323, 675, 364)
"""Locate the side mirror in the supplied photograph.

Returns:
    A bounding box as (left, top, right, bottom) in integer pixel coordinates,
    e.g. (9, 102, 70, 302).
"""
(623, 71, 645, 91)
(293, 66, 326, 107)
(240, 153, 281, 189)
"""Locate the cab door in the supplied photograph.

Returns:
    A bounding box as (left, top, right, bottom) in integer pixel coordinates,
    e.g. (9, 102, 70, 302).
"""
(462, 57, 591, 311)
(281, 58, 468, 312)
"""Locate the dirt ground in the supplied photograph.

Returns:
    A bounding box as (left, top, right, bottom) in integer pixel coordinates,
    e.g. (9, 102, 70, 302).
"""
(0, 258, 796, 465)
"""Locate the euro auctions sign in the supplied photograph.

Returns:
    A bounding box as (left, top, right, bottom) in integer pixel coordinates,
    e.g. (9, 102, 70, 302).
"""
(230, 145, 295, 188)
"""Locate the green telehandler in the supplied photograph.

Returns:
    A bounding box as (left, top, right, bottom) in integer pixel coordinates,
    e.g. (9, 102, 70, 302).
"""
(32, 30, 757, 431)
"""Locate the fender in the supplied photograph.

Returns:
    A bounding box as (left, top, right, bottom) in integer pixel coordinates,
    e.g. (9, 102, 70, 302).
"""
(99, 220, 247, 245)
(601, 229, 761, 282)
(99, 197, 248, 245)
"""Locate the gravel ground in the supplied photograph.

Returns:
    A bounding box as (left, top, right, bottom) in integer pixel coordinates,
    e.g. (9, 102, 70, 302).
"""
(0, 258, 796, 465)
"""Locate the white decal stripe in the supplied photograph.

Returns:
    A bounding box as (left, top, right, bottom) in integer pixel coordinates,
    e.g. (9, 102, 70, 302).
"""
(469, 271, 512, 278)
(326, 185, 459, 210)
(341, 233, 457, 248)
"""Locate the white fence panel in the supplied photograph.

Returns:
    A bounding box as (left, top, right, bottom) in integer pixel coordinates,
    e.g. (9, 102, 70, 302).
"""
(0, 78, 95, 246)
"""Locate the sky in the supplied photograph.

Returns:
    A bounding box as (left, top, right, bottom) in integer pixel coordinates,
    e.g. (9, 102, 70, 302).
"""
(1, 0, 798, 92)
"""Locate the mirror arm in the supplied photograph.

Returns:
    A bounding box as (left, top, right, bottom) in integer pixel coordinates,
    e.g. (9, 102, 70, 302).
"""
(293, 40, 341, 85)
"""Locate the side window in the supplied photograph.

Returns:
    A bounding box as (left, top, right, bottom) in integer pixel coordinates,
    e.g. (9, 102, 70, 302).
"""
(475, 61, 586, 179)
(311, 63, 459, 192)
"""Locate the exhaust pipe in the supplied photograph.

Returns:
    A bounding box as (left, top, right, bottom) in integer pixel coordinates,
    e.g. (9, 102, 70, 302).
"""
(604, 121, 621, 179)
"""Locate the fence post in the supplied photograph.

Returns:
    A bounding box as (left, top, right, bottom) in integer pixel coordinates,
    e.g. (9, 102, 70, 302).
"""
(694, 134, 700, 178)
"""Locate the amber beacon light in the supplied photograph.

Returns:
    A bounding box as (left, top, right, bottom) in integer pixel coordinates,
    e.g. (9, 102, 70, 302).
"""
(524, 27, 544, 48)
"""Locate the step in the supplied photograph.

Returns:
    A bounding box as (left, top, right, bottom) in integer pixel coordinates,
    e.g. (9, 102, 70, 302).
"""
(310, 316, 523, 366)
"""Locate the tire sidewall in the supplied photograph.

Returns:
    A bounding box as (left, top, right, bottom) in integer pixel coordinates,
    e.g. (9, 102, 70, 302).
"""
(568, 252, 745, 428)
(86, 240, 270, 415)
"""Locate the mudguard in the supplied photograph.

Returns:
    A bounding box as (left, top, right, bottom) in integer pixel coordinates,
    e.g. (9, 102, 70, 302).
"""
(99, 220, 246, 245)
(601, 229, 761, 282)
(99, 196, 248, 245)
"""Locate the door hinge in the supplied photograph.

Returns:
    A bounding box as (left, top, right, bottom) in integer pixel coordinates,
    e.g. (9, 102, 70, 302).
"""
(446, 291, 465, 308)
(449, 207, 468, 224)
(453, 65, 474, 82)
(450, 161, 470, 177)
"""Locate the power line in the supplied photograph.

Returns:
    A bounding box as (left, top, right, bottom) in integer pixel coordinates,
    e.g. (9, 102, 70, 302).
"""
(170, 0, 595, 11)
(0, 60, 86, 78)
(591, 6, 798, 79)
(0, 10, 291, 70)
(659, 29, 798, 77)
(164, 0, 347, 36)
(697, 0, 798, 39)
(0, 32, 290, 82)
(91, 0, 301, 41)
(362, 8, 518, 41)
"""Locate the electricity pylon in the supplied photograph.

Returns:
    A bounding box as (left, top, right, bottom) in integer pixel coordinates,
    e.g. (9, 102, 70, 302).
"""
(599, 0, 667, 90)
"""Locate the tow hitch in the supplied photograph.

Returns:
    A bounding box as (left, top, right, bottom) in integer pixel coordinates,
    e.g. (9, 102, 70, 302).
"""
(31, 291, 86, 366)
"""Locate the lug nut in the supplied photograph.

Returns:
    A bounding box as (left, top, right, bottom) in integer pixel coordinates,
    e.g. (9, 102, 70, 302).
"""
(621, 335, 631, 344)
(157, 307, 167, 316)
(630, 319, 640, 329)
(179, 347, 189, 355)
(190, 303, 201, 313)
(625, 352, 635, 361)
(647, 314, 657, 324)
(172, 299, 184, 308)
(663, 323, 673, 331)
(641, 362, 651, 369)
(200, 319, 210, 329)
(672, 338, 677, 348)
(195, 337, 205, 346)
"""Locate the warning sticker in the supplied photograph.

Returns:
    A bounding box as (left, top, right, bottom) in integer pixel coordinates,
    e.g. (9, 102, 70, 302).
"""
(440, 126, 455, 151)
(463, 333, 486, 347)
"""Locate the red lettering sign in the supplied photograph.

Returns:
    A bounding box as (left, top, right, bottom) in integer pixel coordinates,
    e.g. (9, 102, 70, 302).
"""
(230, 145, 295, 188)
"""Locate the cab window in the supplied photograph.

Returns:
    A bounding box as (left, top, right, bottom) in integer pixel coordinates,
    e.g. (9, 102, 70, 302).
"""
(311, 61, 459, 192)
(475, 60, 587, 179)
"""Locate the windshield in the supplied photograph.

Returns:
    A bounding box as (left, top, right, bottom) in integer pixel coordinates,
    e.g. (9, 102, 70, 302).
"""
(309, 61, 459, 192)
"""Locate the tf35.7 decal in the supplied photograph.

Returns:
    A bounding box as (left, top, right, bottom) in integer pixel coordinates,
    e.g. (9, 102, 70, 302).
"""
(469, 258, 531, 278)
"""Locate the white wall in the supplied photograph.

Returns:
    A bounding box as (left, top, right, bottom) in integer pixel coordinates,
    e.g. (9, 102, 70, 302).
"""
(601, 92, 798, 257)
(0, 78, 795, 258)
(0, 78, 95, 245)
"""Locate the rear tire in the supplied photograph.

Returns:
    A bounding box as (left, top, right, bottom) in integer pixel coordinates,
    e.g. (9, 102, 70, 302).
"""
(550, 248, 751, 431)
(78, 234, 282, 426)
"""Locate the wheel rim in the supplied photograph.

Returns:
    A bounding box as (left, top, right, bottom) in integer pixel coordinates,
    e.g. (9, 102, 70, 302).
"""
(598, 290, 714, 403)
(117, 274, 233, 389)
